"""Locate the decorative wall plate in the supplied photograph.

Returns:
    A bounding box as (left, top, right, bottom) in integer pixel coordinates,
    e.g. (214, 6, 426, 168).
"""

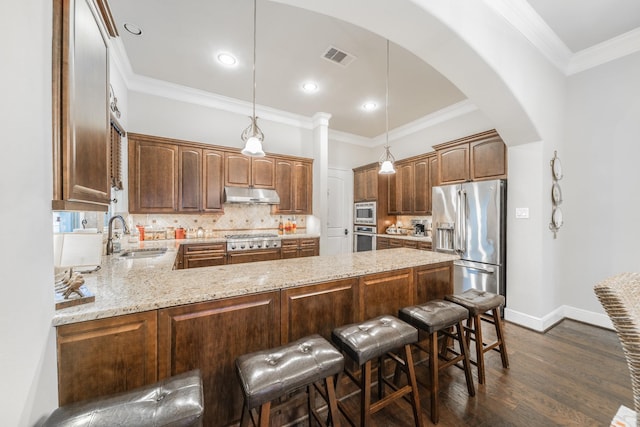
(551, 152, 563, 180)
(552, 183, 563, 204)
(552, 207, 563, 229)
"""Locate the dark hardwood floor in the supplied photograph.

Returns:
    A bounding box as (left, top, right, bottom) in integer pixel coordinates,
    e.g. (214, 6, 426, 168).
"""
(282, 319, 633, 426)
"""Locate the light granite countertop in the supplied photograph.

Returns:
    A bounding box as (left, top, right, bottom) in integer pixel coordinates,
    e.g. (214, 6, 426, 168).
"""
(52, 243, 457, 327)
(378, 234, 432, 242)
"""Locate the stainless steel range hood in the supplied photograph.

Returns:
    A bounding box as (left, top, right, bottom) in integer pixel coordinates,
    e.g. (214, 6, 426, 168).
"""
(224, 186, 280, 205)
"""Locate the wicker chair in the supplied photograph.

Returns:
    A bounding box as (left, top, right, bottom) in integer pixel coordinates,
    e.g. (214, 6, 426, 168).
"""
(594, 272, 640, 414)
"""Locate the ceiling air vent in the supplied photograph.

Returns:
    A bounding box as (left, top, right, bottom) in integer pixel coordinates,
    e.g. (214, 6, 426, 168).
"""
(322, 46, 357, 67)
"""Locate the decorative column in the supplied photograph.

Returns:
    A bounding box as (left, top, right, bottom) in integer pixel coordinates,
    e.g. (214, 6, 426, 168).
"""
(312, 112, 331, 255)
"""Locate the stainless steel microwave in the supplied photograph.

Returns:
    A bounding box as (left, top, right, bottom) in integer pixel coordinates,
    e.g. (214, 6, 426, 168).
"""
(354, 201, 376, 225)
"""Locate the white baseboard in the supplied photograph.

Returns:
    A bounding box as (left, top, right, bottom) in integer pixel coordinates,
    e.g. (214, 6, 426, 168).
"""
(505, 305, 613, 332)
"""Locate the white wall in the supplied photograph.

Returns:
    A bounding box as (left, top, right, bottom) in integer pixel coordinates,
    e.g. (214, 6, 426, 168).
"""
(0, 1, 58, 425)
(560, 51, 640, 323)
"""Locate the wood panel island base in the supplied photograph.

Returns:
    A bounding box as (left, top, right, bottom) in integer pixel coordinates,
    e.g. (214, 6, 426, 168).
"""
(53, 248, 457, 426)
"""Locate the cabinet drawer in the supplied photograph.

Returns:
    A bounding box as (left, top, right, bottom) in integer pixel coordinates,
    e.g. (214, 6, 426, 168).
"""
(184, 243, 225, 254)
(281, 239, 299, 248)
(183, 254, 226, 269)
(389, 239, 404, 248)
(418, 241, 432, 251)
(402, 240, 419, 249)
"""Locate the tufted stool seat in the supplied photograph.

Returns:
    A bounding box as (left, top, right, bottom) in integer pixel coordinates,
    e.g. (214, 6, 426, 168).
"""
(235, 334, 344, 426)
(42, 369, 204, 427)
(446, 289, 509, 384)
(331, 315, 422, 427)
(400, 300, 475, 424)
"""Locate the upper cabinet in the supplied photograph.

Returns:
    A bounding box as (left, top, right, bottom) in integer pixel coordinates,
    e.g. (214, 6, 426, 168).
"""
(388, 153, 435, 215)
(435, 130, 507, 185)
(224, 154, 275, 189)
(128, 133, 311, 214)
(353, 165, 378, 202)
(273, 158, 313, 215)
(52, 0, 116, 211)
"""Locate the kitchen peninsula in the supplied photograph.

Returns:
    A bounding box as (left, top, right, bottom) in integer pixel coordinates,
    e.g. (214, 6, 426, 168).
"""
(53, 246, 458, 425)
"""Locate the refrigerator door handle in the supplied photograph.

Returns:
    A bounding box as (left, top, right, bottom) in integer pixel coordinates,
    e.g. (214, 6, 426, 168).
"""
(467, 266, 495, 274)
(461, 189, 468, 253)
(455, 189, 462, 254)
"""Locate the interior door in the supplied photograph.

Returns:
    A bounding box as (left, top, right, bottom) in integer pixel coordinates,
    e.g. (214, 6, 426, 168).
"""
(326, 169, 352, 255)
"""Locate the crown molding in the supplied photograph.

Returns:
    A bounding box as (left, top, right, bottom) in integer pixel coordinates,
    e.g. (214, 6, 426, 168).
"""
(567, 27, 640, 75)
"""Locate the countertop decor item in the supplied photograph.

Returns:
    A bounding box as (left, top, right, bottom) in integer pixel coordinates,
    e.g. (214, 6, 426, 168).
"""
(549, 150, 563, 238)
(53, 233, 102, 309)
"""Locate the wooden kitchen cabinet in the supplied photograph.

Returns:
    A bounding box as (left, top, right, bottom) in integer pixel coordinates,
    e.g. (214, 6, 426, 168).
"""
(56, 311, 157, 406)
(128, 136, 178, 213)
(273, 157, 313, 214)
(359, 269, 414, 320)
(281, 237, 320, 259)
(353, 165, 378, 202)
(227, 248, 281, 264)
(52, 0, 112, 211)
(202, 149, 224, 212)
(224, 153, 275, 189)
(178, 146, 201, 212)
(415, 262, 453, 302)
(435, 129, 507, 184)
(281, 278, 357, 343)
(178, 242, 226, 269)
(413, 155, 430, 214)
(158, 292, 280, 426)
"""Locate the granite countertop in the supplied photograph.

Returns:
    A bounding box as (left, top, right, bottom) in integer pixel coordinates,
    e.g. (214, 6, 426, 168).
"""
(378, 233, 432, 242)
(52, 245, 457, 327)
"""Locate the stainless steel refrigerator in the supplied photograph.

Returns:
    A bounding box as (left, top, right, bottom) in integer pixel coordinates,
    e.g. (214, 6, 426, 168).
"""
(432, 179, 507, 302)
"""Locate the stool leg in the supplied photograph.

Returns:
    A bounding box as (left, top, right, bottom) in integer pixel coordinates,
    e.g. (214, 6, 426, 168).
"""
(240, 401, 250, 427)
(377, 356, 384, 399)
(492, 308, 510, 369)
(456, 321, 475, 397)
(258, 402, 271, 427)
(473, 314, 486, 385)
(403, 344, 423, 427)
(429, 331, 439, 424)
(308, 384, 314, 426)
(325, 375, 341, 427)
(361, 361, 372, 427)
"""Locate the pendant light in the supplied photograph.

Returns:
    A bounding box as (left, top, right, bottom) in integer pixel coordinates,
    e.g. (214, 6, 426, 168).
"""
(379, 40, 396, 174)
(240, 0, 265, 157)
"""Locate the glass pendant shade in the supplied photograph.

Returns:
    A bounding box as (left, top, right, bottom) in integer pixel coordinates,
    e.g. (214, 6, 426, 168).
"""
(378, 146, 396, 174)
(241, 116, 265, 157)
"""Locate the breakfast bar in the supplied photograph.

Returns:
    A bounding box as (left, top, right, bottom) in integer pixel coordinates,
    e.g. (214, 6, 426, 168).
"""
(53, 247, 458, 425)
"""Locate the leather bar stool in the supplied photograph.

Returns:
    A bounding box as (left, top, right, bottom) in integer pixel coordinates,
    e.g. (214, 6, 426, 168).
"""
(331, 315, 423, 427)
(399, 300, 475, 424)
(235, 334, 344, 427)
(445, 289, 509, 384)
(42, 369, 204, 427)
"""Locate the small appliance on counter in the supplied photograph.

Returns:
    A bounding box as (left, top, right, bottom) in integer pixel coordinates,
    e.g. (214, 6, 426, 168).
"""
(412, 220, 425, 236)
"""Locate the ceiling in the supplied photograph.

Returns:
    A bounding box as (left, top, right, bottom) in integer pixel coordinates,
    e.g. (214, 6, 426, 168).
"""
(108, 0, 640, 140)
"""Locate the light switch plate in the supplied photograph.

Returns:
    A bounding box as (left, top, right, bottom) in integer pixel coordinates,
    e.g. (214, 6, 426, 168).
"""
(515, 208, 529, 219)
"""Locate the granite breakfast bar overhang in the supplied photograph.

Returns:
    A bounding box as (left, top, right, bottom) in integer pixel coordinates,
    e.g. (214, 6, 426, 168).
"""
(53, 247, 459, 425)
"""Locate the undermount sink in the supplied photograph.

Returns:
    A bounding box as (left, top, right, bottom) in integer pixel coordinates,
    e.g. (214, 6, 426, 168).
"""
(118, 248, 168, 259)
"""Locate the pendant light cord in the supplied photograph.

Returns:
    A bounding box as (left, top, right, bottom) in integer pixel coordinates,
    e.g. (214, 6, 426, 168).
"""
(252, 0, 257, 126)
(385, 39, 389, 149)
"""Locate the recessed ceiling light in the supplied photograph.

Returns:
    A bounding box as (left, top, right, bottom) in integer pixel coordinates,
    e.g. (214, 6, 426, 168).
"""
(301, 82, 318, 93)
(123, 23, 143, 36)
(217, 52, 237, 67)
(362, 102, 378, 111)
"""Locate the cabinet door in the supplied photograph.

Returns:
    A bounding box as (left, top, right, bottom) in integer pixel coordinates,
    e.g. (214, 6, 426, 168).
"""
(224, 153, 251, 187)
(403, 240, 419, 249)
(252, 157, 276, 188)
(377, 237, 390, 249)
(299, 238, 319, 257)
(293, 161, 312, 213)
(202, 149, 224, 212)
(398, 162, 414, 213)
(428, 154, 439, 211)
(129, 139, 178, 213)
(415, 263, 452, 303)
(413, 158, 429, 215)
(178, 146, 201, 212)
(158, 292, 280, 426)
(470, 136, 507, 180)
(56, 311, 157, 406)
(52, 0, 111, 211)
(227, 249, 281, 264)
(281, 279, 357, 343)
(359, 269, 414, 321)
(438, 143, 470, 184)
(354, 169, 366, 202)
(274, 159, 293, 212)
(364, 167, 378, 201)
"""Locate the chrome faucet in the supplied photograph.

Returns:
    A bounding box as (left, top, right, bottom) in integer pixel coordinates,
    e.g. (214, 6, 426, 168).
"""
(106, 215, 130, 255)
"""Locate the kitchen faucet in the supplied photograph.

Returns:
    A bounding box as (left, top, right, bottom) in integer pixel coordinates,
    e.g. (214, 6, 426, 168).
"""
(106, 215, 129, 255)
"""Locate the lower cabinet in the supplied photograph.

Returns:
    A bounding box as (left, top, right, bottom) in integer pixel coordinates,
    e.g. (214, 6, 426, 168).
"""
(158, 292, 281, 426)
(56, 311, 157, 406)
(281, 237, 320, 259)
(377, 236, 431, 251)
(55, 262, 451, 425)
(178, 243, 226, 269)
(227, 248, 281, 264)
